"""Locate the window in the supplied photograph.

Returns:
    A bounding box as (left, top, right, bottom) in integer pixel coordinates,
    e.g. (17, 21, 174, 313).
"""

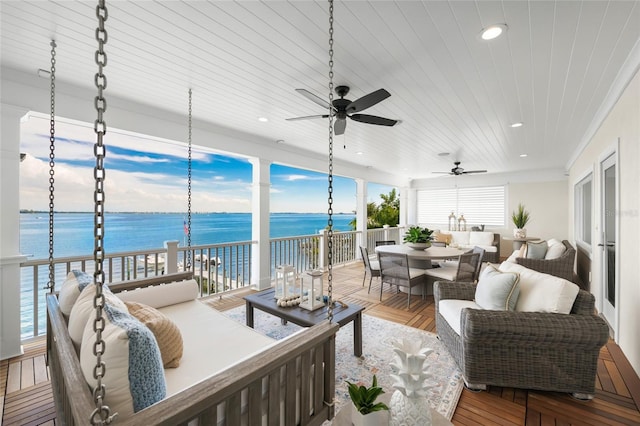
(417, 186, 505, 227)
(574, 174, 592, 246)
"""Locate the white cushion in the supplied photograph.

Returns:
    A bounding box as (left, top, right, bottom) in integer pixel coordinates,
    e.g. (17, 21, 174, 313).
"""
(426, 265, 458, 281)
(438, 299, 480, 335)
(498, 262, 579, 314)
(117, 279, 199, 309)
(469, 231, 494, 246)
(58, 270, 94, 317)
(408, 267, 426, 279)
(449, 231, 470, 245)
(80, 303, 166, 418)
(547, 238, 562, 247)
(545, 240, 567, 260)
(68, 283, 127, 348)
(369, 260, 380, 271)
(475, 265, 520, 311)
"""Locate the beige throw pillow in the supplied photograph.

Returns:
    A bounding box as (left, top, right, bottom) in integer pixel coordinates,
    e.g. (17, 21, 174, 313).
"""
(125, 301, 183, 368)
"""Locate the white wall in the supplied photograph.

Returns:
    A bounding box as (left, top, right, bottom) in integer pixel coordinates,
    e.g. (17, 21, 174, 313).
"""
(506, 181, 569, 256)
(568, 69, 640, 377)
(410, 175, 569, 259)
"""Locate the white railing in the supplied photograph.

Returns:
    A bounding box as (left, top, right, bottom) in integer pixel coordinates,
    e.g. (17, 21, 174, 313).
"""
(19, 230, 370, 340)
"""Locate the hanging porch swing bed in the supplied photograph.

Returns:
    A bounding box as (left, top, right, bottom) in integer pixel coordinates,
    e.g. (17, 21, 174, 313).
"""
(46, 273, 338, 425)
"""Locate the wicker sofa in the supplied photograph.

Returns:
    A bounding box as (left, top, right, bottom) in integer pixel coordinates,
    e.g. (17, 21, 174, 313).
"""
(516, 240, 576, 283)
(434, 280, 609, 398)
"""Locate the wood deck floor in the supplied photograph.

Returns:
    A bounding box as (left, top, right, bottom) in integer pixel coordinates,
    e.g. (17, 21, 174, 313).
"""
(2, 262, 639, 425)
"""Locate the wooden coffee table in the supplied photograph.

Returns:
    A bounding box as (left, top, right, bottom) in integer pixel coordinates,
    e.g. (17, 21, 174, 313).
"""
(244, 288, 365, 356)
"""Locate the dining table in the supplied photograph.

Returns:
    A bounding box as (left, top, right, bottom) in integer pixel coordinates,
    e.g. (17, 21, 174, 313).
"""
(374, 243, 470, 268)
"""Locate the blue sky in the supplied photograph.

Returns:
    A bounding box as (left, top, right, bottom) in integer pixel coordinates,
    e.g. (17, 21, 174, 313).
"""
(19, 113, 393, 213)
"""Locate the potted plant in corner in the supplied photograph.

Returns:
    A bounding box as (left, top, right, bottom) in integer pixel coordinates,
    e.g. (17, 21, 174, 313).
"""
(346, 375, 389, 426)
(512, 203, 530, 238)
(403, 226, 434, 250)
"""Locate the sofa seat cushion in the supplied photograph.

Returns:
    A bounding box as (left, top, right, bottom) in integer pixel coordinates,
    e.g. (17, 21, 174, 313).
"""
(469, 231, 495, 246)
(449, 231, 470, 245)
(459, 244, 497, 253)
(474, 265, 520, 310)
(439, 299, 481, 335)
(499, 262, 579, 314)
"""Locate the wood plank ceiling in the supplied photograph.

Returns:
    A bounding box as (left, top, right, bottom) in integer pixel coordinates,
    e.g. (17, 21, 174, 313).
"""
(1, 0, 639, 180)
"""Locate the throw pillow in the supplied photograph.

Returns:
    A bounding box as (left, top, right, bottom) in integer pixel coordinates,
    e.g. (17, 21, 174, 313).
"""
(68, 283, 128, 348)
(125, 301, 183, 368)
(526, 240, 548, 259)
(474, 265, 520, 311)
(116, 279, 199, 309)
(545, 240, 567, 260)
(80, 303, 166, 418)
(469, 231, 494, 246)
(498, 261, 579, 314)
(434, 233, 452, 244)
(59, 270, 94, 316)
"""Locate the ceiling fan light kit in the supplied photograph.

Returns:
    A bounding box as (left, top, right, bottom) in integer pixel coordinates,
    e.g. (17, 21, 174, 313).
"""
(433, 161, 487, 176)
(287, 85, 398, 135)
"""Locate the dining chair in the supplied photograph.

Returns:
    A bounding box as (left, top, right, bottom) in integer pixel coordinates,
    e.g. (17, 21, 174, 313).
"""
(377, 251, 427, 308)
(375, 240, 396, 246)
(425, 252, 481, 284)
(359, 246, 381, 288)
(438, 246, 485, 282)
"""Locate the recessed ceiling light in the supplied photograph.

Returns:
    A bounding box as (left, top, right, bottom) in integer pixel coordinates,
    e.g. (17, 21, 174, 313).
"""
(510, 122, 523, 128)
(520, 154, 528, 158)
(356, 151, 363, 155)
(258, 117, 268, 122)
(480, 24, 508, 40)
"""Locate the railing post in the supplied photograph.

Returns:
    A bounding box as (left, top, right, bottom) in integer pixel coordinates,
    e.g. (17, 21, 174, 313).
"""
(383, 224, 390, 241)
(319, 230, 328, 271)
(164, 240, 179, 274)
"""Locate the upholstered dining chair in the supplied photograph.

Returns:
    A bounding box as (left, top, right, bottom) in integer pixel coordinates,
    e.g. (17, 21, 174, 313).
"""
(359, 246, 381, 288)
(426, 252, 481, 284)
(377, 251, 427, 308)
(438, 246, 485, 282)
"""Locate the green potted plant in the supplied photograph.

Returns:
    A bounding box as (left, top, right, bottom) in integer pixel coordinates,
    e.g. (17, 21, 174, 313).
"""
(403, 226, 434, 250)
(511, 203, 530, 238)
(346, 375, 389, 426)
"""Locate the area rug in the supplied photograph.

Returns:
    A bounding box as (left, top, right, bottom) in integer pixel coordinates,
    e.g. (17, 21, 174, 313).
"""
(222, 306, 463, 420)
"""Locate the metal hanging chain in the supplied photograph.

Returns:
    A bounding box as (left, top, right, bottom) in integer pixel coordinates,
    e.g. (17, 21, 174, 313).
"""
(326, 0, 335, 323)
(186, 88, 193, 269)
(47, 40, 57, 294)
(91, 1, 115, 424)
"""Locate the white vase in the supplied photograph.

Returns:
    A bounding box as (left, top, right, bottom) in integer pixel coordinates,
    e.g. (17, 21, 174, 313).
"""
(351, 404, 389, 426)
(514, 228, 527, 238)
(389, 390, 432, 426)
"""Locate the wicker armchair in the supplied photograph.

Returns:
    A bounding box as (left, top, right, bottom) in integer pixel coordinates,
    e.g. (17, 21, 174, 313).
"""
(434, 281, 609, 399)
(516, 240, 576, 282)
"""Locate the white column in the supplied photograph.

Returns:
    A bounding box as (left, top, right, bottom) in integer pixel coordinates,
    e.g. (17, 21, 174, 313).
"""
(164, 240, 179, 274)
(355, 178, 367, 254)
(406, 187, 417, 225)
(249, 158, 271, 290)
(1, 104, 29, 359)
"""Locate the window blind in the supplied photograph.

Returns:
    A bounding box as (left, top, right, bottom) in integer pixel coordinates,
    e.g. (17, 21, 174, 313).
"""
(417, 186, 505, 227)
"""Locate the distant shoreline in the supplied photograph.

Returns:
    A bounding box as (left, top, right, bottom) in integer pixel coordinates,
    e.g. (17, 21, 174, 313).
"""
(20, 210, 355, 215)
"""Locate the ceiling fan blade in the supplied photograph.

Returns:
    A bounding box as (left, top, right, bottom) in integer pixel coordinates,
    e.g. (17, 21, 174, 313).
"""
(295, 88, 331, 110)
(347, 89, 391, 113)
(350, 114, 397, 126)
(334, 118, 346, 135)
(286, 114, 329, 121)
(461, 170, 487, 174)
(432, 171, 452, 174)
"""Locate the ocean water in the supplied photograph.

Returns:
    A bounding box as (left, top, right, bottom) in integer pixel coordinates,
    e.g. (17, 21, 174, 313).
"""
(19, 212, 355, 338)
(20, 212, 355, 259)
